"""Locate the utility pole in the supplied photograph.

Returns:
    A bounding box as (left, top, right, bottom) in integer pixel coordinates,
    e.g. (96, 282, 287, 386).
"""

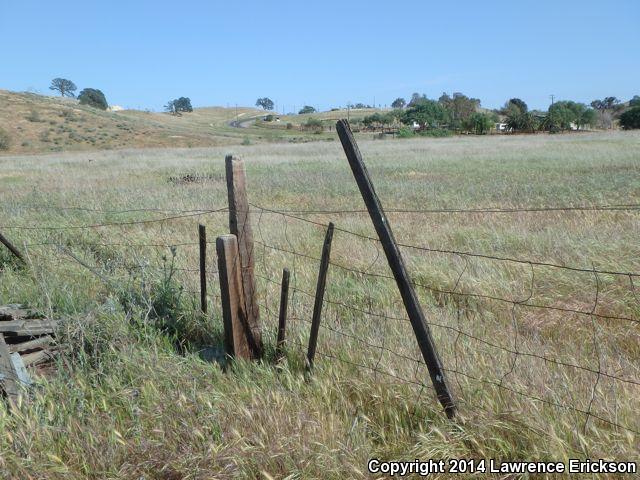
(550, 94, 555, 106)
(235, 104, 238, 124)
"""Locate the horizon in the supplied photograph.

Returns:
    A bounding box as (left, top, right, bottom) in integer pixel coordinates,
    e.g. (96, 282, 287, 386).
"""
(1, 1, 639, 112)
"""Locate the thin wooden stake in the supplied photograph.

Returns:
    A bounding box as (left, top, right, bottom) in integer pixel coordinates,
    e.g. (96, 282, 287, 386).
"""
(198, 224, 207, 314)
(336, 119, 457, 418)
(306, 223, 334, 372)
(275, 268, 290, 361)
(0, 231, 25, 264)
(225, 155, 262, 358)
(216, 234, 255, 360)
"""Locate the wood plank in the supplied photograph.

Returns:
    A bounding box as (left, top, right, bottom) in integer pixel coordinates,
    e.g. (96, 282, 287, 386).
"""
(10, 353, 32, 386)
(0, 334, 20, 400)
(21, 350, 49, 367)
(0, 320, 56, 334)
(8, 335, 53, 353)
(0, 305, 41, 320)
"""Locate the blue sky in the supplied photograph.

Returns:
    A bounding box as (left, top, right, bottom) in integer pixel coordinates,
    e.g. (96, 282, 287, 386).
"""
(1, 1, 638, 112)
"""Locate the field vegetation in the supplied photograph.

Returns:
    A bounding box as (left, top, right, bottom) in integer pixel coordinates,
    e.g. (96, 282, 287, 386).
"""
(1, 131, 639, 478)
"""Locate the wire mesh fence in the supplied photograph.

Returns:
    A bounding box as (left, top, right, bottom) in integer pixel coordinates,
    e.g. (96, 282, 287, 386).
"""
(1, 200, 639, 438)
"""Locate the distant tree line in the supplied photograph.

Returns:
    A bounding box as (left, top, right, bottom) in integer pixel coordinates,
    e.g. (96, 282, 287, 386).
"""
(357, 92, 640, 134)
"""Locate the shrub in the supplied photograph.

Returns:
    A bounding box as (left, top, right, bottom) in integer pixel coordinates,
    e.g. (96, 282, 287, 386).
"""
(397, 126, 414, 138)
(304, 117, 323, 132)
(619, 107, 640, 130)
(264, 114, 274, 122)
(286, 122, 293, 130)
(0, 128, 11, 150)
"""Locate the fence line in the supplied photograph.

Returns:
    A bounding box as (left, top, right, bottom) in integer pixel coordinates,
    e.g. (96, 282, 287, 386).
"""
(2, 197, 638, 437)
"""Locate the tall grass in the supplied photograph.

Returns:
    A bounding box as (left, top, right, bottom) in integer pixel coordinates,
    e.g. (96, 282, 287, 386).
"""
(0, 131, 639, 478)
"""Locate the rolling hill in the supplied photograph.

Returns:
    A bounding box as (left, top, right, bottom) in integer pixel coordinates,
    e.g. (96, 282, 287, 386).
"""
(0, 90, 321, 154)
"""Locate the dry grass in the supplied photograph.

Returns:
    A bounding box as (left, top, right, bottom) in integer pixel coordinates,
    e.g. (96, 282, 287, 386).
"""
(0, 130, 639, 478)
(0, 90, 327, 155)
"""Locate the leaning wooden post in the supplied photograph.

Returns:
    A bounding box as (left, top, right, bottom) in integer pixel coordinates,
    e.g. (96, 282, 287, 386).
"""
(216, 234, 256, 359)
(225, 155, 262, 358)
(306, 222, 334, 373)
(336, 120, 457, 418)
(0, 231, 25, 265)
(198, 224, 207, 315)
(275, 268, 290, 362)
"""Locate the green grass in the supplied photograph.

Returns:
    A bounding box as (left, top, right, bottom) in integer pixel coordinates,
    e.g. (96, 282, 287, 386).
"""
(0, 130, 639, 478)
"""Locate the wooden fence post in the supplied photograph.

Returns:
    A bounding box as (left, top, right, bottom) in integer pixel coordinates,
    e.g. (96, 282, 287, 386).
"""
(216, 234, 257, 360)
(198, 224, 207, 315)
(336, 119, 457, 418)
(225, 155, 262, 358)
(0, 231, 25, 264)
(306, 222, 334, 372)
(275, 268, 290, 362)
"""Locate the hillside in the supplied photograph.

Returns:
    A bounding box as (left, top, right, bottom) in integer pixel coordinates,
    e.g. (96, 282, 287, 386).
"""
(0, 90, 325, 154)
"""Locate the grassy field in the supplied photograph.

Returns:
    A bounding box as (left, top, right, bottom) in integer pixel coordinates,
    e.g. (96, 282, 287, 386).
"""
(0, 131, 639, 478)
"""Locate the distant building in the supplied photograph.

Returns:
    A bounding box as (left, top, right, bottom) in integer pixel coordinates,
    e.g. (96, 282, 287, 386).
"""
(109, 105, 124, 112)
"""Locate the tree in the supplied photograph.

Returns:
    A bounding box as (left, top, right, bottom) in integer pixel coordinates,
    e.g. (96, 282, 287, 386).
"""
(402, 100, 449, 129)
(506, 111, 538, 132)
(591, 96, 621, 111)
(439, 92, 481, 129)
(298, 105, 316, 114)
(544, 102, 575, 131)
(463, 112, 495, 134)
(591, 97, 622, 129)
(255, 97, 274, 110)
(391, 97, 406, 109)
(629, 96, 640, 107)
(165, 97, 193, 115)
(49, 78, 77, 97)
(408, 92, 427, 107)
(501, 98, 528, 116)
(619, 107, 640, 130)
(78, 88, 108, 110)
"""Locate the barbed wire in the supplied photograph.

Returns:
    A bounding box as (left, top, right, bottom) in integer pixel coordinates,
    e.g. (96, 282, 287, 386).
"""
(0, 208, 227, 231)
(249, 203, 640, 278)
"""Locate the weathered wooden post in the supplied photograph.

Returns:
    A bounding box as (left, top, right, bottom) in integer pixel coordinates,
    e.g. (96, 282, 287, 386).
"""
(198, 224, 207, 315)
(0, 231, 25, 265)
(306, 223, 334, 372)
(275, 268, 290, 362)
(216, 234, 257, 359)
(225, 155, 262, 358)
(0, 334, 20, 401)
(336, 119, 457, 418)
